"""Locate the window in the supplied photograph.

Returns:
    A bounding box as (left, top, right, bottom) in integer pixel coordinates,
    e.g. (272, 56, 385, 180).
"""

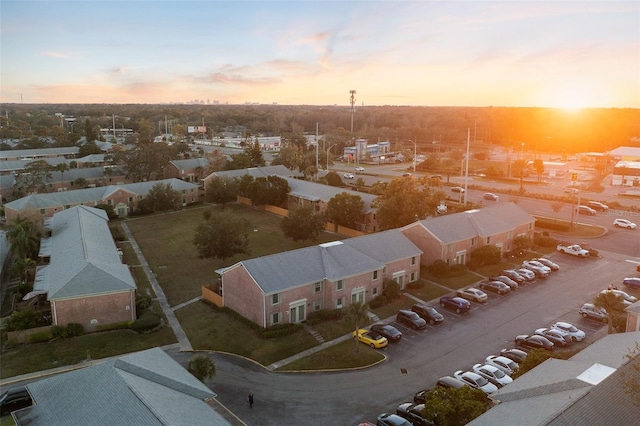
(271, 293, 280, 305)
(314, 301, 322, 311)
(372, 287, 378, 296)
(336, 280, 344, 291)
(486, 236, 491, 244)
(271, 312, 281, 325)
(314, 282, 322, 293)
(471, 237, 477, 246)
(528, 223, 533, 230)
(372, 270, 378, 280)
(107, 199, 113, 205)
(182, 189, 186, 194)
(411, 256, 416, 266)
(128, 197, 133, 202)
(336, 297, 344, 309)
(410, 272, 416, 282)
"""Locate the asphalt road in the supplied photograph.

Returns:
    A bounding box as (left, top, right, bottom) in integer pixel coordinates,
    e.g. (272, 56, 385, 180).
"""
(168, 250, 637, 426)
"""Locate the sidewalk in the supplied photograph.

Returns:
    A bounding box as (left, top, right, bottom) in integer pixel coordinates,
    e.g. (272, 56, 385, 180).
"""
(120, 222, 193, 351)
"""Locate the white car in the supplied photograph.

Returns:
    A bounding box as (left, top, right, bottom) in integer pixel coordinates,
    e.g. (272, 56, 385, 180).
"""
(343, 173, 355, 179)
(485, 355, 519, 375)
(472, 364, 513, 388)
(516, 268, 536, 282)
(456, 287, 488, 303)
(522, 261, 551, 278)
(600, 289, 638, 304)
(354, 166, 365, 172)
(551, 322, 586, 342)
(614, 219, 636, 229)
(534, 257, 559, 271)
(453, 370, 498, 395)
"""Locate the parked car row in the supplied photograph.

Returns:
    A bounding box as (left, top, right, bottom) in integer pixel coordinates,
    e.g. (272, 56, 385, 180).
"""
(516, 321, 586, 351)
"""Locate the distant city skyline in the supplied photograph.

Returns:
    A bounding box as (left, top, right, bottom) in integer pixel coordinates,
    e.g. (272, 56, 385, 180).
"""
(1, 1, 638, 108)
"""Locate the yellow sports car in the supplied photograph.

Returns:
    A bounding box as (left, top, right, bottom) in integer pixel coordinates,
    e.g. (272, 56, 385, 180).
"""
(353, 329, 388, 349)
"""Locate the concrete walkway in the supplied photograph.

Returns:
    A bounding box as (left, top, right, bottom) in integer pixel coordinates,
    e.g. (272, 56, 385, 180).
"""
(120, 222, 193, 351)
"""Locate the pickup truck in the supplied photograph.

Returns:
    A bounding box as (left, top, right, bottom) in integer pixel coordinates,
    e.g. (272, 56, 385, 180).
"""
(557, 243, 590, 257)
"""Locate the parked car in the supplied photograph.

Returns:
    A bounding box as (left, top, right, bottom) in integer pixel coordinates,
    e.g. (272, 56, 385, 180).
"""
(396, 310, 427, 329)
(489, 275, 519, 290)
(456, 287, 488, 303)
(436, 376, 467, 389)
(522, 260, 552, 275)
(479, 280, 510, 295)
(396, 403, 430, 426)
(534, 328, 569, 347)
(472, 364, 513, 388)
(402, 172, 413, 177)
(551, 322, 585, 342)
(377, 413, 412, 426)
(501, 269, 526, 284)
(515, 334, 554, 351)
(483, 193, 499, 201)
(577, 205, 596, 216)
(343, 173, 355, 179)
(485, 355, 519, 375)
(353, 329, 388, 349)
(587, 201, 609, 211)
(515, 268, 536, 282)
(564, 187, 579, 195)
(613, 218, 637, 229)
(355, 166, 365, 172)
(451, 186, 465, 193)
(0, 387, 32, 416)
(600, 289, 638, 304)
(579, 303, 608, 322)
(411, 304, 444, 324)
(453, 371, 498, 395)
(439, 296, 471, 314)
(371, 324, 403, 342)
(623, 277, 640, 289)
(499, 348, 528, 364)
(533, 257, 559, 271)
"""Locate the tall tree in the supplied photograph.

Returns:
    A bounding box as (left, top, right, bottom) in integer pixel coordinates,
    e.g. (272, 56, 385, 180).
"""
(6, 216, 40, 259)
(114, 142, 176, 182)
(421, 386, 489, 425)
(533, 158, 545, 182)
(78, 140, 102, 157)
(347, 301, 369, 353)
(14, 160, 53, 193)
(281, 206, 327, 242)
(594, 292, 627, 333)
(373, 178, 443, 230)
(55, 162, 70, 186)
(246, 175, 290, 207)
(205, 149, 229, 173)
(193, 211, 250, 262)
(138, 182, 182, 214)
(84, 118, 97, 142)
(326, 192, 364, 228)
(206, 176, 239, 208)
(187, 354, 216, 382)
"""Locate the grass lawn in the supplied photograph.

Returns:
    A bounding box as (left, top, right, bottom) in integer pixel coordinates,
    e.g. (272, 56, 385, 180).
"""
(0, 327, 176, 379)
(175, 301, 319, 366)
(125, 204, 338, 306)
(312, 317, 360, 342)
(421, 270, 483, 290)
(370, 294, 418, 320)
(276, 339, 385, 372)
(405, 281, 452, 303)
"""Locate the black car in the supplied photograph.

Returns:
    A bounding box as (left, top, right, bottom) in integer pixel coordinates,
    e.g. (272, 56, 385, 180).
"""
(489, 275, 519, 290)
(371, 323, 403, 342)
(439, 296, 471, 314)
(396, 403, 432, 426)
(396, 310, 427, 329)
(0, 387, 32, 416)
(411, 304, 444, 324)
(479, 281, 510, 295)
(499, 348, 528, 364)
(501, 269, 526, 285)
(515, 334, 554, 351)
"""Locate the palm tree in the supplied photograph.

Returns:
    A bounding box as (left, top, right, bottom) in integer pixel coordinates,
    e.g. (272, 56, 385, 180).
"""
(187, 354, 216, 382)
(347, 301, 369, 352)
(6, 216, 40, 259)
(11, 257, 35, 284)
(56, 162, 70, 188)
(594, 292, 626, 333)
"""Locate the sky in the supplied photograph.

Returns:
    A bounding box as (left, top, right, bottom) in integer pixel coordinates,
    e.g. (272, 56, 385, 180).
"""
(1, 1, 639, 108)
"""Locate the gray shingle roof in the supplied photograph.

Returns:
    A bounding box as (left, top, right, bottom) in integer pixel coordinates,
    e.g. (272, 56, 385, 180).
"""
(409, 202, 535, 243)
(34, 205, 136, 299)
(171, 157, 209, 170)
(285, 178, 378, 212)
(14, 348, 229, 426)
(5, 178, 198, 211)
(0, 146, 79, 160)
(226, 230, 420, 295)
(212, 165, 296, 179)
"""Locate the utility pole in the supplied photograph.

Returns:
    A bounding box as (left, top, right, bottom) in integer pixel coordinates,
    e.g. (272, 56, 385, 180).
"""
(349, 90, 356, 134)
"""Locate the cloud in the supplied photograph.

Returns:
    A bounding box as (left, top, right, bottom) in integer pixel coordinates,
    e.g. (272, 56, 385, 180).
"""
(41, 51, 68, 58)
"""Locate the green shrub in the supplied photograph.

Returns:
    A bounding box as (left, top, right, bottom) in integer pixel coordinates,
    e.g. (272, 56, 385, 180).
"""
(96, 321, 133, 332)
(470, 245, 501, 267)
(261, 323, 302, 338)
(66, 323, 84, 337)
(26, 329, 53, 343)
(136, 296, 152, 313)
(307, 309, 344, 325)
(52, 323, 85, 338)
(5, 310, 49, 331)
(368, 295, 388, 309)
(427, 260, 449, 277)
(534, 235, 558, 247)
(535, 220, 570, 232)
(132, 310, 161, 332)
(383, 279, 401, 300)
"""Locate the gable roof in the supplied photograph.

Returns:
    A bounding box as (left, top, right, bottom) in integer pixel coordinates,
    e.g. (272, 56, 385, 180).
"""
(33, 205, 136, 299)
(223, 230, 421, 295)
(5, 178, 199, 211)
(469, 331, 640, 426)
(211, 165, 297, 180)
(0, 146, 79, 160)
(170, 157, 209, 170)
(14, 347, 229, 426)
(284, 177, 378, 212)
(404, 202, 535, 244)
